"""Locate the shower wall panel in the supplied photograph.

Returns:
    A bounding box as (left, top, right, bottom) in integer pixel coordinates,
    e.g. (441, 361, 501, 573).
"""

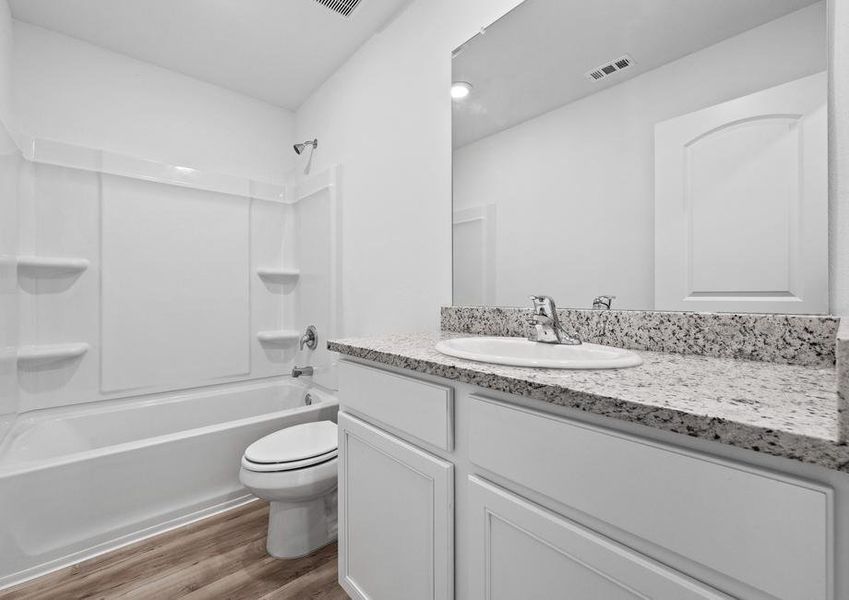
(101, 176, 250, 392)
(14, 154, 303, 414)
(295, 168, 342, 390)
(251, 198, 299, 377)
(16, 163, 99, 410)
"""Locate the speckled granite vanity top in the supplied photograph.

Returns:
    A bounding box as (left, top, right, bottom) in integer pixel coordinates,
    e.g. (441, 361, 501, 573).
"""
(329, 331, 849, 473)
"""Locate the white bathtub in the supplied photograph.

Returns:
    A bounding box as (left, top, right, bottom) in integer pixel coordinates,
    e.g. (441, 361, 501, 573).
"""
(0, 378, 338, 589)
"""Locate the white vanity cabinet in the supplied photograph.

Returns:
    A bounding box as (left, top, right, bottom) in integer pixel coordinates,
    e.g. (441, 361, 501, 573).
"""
(337, 359, 842, 600)
(337, 412, 454, 600)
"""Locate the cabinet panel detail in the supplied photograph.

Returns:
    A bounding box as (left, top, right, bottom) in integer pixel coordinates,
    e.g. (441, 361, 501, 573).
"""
(339, 412, 454, 600)
(469, 476, 729, 600)
(468, 396, 833, 600)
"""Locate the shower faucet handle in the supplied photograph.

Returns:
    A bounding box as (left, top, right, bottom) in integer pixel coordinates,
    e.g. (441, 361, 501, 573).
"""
(299, 325, 318, 351)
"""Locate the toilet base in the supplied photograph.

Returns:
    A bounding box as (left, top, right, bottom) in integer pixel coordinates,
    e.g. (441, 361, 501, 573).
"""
(266, 488, 338, 559)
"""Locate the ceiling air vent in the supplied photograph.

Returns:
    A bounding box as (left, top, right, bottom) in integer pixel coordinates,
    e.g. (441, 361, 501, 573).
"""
(314, 0, 363, 17)
(585, 55, 634, 82)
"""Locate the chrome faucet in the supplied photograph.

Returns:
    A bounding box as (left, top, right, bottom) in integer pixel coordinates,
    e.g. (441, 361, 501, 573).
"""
(299, 325, 318, 350)
(592, 295, 615, 310)
(528, 295, 581, 345)
(291, 365, 314, 378)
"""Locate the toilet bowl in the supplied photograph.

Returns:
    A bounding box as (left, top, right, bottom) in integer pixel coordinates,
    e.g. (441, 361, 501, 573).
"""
(239, 420, 338, 559)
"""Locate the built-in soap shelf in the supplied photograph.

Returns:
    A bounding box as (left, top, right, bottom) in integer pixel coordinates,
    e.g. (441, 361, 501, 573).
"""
(17, 343, 90, 367)
(257, 330, 301, 344)
(256, 267, 300, 281)
(17, 256, 90, 277)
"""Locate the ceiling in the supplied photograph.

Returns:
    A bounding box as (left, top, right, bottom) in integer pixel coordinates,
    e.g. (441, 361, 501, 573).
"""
(452, 0, 822, 148)
(9, 0, 411, 111)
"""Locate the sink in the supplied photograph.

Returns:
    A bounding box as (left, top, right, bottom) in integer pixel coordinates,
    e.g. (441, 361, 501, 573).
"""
(435, 336, 642, 369)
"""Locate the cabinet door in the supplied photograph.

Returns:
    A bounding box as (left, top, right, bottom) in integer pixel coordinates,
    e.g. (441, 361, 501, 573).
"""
(468, 476, 729, 600)
(338, 412, 454, 600)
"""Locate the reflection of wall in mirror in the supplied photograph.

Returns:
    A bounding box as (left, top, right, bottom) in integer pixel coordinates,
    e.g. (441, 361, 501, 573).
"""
(453, 205, 496, 305)
(452, 3, 826, 310)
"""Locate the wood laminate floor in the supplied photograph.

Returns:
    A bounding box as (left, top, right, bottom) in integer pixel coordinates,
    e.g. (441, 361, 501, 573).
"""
(0, 501, 348, 600)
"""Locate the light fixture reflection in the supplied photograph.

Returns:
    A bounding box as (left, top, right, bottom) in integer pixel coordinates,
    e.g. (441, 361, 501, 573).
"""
(451, 81, 472, 100)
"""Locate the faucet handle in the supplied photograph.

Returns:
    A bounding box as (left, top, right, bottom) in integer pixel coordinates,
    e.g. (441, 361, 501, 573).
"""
(299, 325, 318, 350)
(529, 295, 556, 316)
(592, 295, 616, 310)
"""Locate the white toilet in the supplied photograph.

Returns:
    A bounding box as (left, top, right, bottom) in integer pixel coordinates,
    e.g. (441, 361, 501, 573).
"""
(239, 420, 338, 559)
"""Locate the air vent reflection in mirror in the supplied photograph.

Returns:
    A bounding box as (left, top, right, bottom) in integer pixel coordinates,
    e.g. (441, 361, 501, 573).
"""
(313, 0, 362, 18)
(584, 54, 635, 82)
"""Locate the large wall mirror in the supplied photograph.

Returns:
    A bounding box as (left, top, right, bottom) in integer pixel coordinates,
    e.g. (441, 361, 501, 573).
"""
(451, 0, 828, 314)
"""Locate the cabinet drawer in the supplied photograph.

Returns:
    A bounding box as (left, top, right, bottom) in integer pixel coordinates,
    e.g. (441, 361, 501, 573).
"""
(468, 396, 833, 600)
(468, 476, 728, 600)
(339, 360, 453, 450)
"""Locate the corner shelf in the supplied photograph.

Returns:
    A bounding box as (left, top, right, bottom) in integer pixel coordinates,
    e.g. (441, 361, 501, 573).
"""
(256, 268, 300, 281)
(257, 330, 301, 344)
(17, 343, 90, 367)
(18, 256, 90, 277)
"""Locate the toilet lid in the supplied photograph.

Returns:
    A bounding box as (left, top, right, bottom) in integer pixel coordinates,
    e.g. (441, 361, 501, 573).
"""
(244, 420, 337, 465)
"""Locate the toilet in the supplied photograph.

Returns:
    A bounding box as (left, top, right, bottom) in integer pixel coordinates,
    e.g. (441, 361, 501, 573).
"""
(239, 420, 338, 559)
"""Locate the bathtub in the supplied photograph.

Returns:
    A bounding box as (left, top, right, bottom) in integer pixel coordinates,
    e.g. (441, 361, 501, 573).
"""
(0, 378, 338, 589)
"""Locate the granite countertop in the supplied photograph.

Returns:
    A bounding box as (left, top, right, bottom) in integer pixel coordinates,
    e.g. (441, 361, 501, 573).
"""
(329, 332, 849, 473)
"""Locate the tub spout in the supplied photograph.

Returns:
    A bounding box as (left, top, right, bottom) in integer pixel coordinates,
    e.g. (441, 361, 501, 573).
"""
(292, 365, 313, 378)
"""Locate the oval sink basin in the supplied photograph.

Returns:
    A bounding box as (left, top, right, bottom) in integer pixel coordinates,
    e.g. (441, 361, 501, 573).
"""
(435, 336, 642, 370)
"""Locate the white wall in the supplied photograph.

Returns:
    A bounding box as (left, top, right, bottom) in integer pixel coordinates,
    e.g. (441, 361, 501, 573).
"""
(830, 0, 849, 317)
(453, 4, 826, 310)
(13, 21, 294, 183)
(294, 0, 523, 335)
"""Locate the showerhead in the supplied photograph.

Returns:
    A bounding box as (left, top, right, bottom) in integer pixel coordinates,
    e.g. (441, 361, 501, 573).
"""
(293, 138, 318, 155)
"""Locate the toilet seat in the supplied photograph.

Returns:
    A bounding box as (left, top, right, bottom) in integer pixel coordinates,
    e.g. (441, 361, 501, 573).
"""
(241, 449, 337, 472)
(242, 421, 338, 473)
